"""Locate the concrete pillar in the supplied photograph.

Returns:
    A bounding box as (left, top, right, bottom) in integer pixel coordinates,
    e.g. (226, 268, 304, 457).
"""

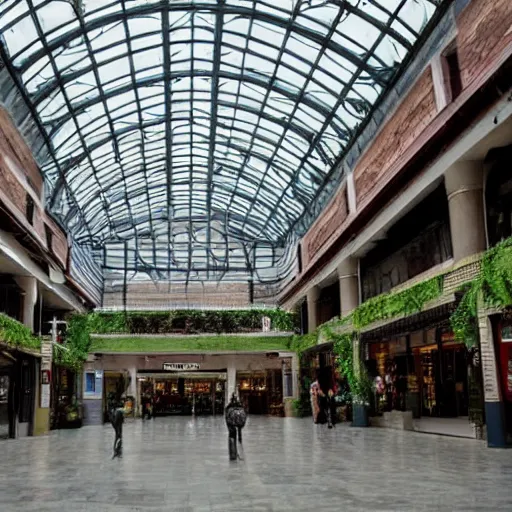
(337, 258, 359, 318)
(477, 306, 507, 447)
(225, 361, 237, 405)
(445, 161, 486, 263)
(291, 354, 299, 399)
(14, 276, 37, 331)
(128, 367, 137, 412)
(306, 286, 320, 333)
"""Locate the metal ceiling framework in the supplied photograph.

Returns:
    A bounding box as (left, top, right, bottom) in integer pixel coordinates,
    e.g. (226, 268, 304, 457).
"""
(0, 0, 443, 288)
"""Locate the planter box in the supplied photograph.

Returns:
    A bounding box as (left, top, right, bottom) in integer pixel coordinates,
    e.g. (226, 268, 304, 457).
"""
(283, 398, 299, 417)
(370, 410, 413, 431)
(352, 404, 369, 427)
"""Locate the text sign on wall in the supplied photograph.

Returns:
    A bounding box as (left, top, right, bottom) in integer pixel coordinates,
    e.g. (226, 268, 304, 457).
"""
(163, 363, 200, 371)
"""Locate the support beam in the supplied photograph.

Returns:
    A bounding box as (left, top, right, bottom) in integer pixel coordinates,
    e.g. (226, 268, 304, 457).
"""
(445, 161, 486, 263)
(306, 286, 320, 334)
(14, 276, 37, 332)
(337, 258, 359, 318)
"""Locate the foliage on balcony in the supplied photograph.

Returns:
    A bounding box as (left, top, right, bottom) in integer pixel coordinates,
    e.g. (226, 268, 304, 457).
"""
(53, 314, 91, 370)
(0, 313, 41, 351)
(451, 236, 512, 347)
(87, 309, 297, 335)
(90, 334, 292, 353)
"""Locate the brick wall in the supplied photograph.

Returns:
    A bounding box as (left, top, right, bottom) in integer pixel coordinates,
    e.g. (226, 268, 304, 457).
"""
(101, 280, 277, 309)
(353, 68, 437, 206)
(0, 107, 43, 197)
(301, 185, 348, 267)
(0, 106, 69, 269)
(457, 0, 512, 91)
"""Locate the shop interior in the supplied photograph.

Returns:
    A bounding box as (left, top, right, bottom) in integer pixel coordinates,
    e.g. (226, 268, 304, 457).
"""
(237, 369, 284, 415)
(138, 372, 226, 416)
(366, 326, 470, 419)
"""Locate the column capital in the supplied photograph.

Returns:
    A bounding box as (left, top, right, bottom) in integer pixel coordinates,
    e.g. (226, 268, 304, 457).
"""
(445, 160, 484, 196)
(337, 257, 358, 279)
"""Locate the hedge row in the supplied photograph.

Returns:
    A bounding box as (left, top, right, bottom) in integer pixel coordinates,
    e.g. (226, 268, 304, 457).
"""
(87, 309, 298, 335)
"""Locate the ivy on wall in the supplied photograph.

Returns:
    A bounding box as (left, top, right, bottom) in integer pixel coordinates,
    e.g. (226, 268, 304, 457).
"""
(0, 313, 41, 351)
(451, 236, 512, 347)
(54, 314, 92, 370)
(87, 309, 297, 335)
(352, 275, 444, 330)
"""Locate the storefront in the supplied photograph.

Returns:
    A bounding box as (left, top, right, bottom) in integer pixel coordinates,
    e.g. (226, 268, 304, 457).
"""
(82, 350, 299, 424)
(238, 369, 284, 415)
(137, 371, 226, 416)
(0, 347, 38, 439)
(493, 314, 512, 437)
(51, 365, 81, 429)
(366, 324, 472, 420)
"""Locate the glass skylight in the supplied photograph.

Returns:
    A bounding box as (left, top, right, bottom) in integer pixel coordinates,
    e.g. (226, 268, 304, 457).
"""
(0, 0, 443, 284)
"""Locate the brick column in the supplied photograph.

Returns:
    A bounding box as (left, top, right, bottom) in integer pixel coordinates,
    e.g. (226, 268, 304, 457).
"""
(337, 258, 359, 318)
(306, 286, 320, 333)
(477, 304, 507, 447)
(445, 161, 486, 263)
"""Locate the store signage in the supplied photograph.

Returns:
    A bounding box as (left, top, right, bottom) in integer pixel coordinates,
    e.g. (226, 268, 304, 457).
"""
(163, 362, 200, 371)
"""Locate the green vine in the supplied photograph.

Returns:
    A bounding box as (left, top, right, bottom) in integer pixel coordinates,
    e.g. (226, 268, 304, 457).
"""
(352, 275, 443, 330)
(451, 236, 512, 347)
(0, 313, 41, 351)
(54, 314, 92, 370)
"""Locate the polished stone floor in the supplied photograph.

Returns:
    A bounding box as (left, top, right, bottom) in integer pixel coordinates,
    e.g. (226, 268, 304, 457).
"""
(0, 416, 511, 512)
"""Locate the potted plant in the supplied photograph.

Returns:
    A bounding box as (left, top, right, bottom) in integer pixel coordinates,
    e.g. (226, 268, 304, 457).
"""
(351, 367, 373, 428)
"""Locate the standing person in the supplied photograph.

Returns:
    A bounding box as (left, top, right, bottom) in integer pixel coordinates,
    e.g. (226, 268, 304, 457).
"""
(310, 374, 323, 424)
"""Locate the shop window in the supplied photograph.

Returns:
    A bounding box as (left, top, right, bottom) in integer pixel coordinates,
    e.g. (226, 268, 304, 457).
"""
(443, 43, 462, 102)
(44, 224, 53, 253)
(361, 185, 452, 300)
(26, 194, 34, 225)
(85, 372, 96, 393)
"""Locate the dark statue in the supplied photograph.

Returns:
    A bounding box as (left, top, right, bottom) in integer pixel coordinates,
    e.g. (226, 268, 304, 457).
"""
(224, 393, 247, 461)
(107, 392, 124, 459)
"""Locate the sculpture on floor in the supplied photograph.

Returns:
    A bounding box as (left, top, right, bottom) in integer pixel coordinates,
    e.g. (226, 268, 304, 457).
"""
(107, 392, 124, 459)
(225, 393, 247, 461)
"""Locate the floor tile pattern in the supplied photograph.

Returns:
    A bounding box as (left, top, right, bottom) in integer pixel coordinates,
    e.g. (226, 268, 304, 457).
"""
(0, 416, 511, 511)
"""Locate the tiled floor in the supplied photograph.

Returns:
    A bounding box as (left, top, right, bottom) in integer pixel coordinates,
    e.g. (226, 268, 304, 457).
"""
(0, 416, 511, 512)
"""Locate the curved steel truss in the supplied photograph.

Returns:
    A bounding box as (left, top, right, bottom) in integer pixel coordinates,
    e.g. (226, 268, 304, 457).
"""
(0, 0, 443, 284)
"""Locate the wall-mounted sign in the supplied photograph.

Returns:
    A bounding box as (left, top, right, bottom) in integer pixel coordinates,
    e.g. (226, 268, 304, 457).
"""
(163, 363, 200, 371)
(40, 384, 50, 408)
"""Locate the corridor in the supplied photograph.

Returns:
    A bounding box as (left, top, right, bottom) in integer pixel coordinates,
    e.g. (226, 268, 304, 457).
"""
(0, 417, 511, 511)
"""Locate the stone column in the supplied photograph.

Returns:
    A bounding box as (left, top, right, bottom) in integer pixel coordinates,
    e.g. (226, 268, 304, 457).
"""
(337, 258, 359, 318)
(291, 354, 299, 399)
(14, 276, 37, 332)
(445, 161, 486, 263)
(477, 305, 507, 447)
(306, 286, 320, 333)
(225, 361, 237, 405)
(128, 366, 137, 413)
